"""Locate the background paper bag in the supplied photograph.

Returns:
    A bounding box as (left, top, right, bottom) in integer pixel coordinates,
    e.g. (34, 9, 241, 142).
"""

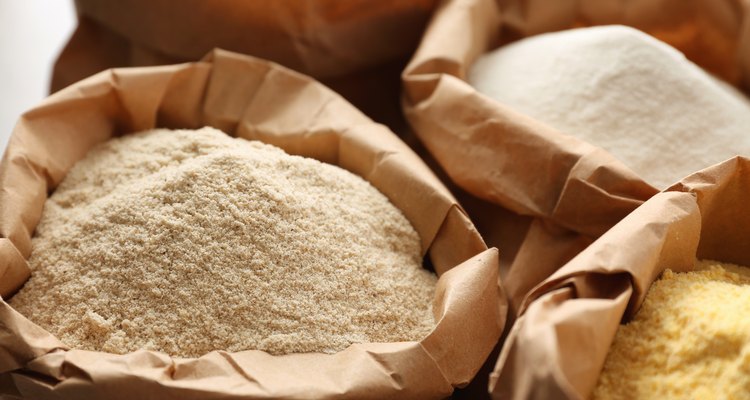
(51, 0, 438, 131)
(0, 50, 504, 399)
(490, 156, 750, 399)
(402, 0, 750, 314)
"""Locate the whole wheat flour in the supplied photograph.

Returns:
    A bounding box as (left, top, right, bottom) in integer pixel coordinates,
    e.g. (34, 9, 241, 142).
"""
(593, 260, 750, 399)
(10, 127, 437, 357)
(469, 25, 750, 189)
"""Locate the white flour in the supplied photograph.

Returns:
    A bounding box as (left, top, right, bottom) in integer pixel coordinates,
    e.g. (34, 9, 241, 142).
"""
(469, 25, 750, 189)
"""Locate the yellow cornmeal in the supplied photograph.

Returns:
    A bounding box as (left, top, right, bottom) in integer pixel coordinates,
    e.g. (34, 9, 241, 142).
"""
(593, 260, 750, 400)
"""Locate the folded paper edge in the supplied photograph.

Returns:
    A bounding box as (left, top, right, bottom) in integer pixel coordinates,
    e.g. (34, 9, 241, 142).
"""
(0, 50, 505, 398)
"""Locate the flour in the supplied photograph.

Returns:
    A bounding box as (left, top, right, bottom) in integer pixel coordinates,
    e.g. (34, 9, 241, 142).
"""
(469, 25, 750, 189)
(593, 260, 750, 399)
(10, 127, 437, 357)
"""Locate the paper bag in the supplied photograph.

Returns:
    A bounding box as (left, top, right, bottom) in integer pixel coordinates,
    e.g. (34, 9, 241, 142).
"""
(51, 0, 439, 131)
(0, 49, 505, 399)
(401, 0, 750, 314)
(490, 157, 750, 399)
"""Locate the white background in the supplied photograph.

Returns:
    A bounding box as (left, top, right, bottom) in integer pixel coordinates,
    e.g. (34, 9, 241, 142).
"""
(0, 0, 76, 155)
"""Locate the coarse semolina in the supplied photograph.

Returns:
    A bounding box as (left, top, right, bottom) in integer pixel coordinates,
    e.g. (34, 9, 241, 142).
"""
(593, 260, 750, 400)
(10, 127, 437, 358)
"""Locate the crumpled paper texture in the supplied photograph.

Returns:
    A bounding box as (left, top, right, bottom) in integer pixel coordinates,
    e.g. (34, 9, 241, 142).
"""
(0, 49, 505, 400)
(491, 157, 750, 399)
(402, 0, 750, 319)
(51, 0, 439, 131)
(402, 0, 750, 397)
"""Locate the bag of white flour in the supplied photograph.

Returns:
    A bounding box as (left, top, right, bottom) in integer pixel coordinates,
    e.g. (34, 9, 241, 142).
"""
(469, 25, 750, 189)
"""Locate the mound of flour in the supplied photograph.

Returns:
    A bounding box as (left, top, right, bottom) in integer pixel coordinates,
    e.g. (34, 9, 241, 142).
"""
(469, 25, 750, 189)
(10, 127, 436, 357)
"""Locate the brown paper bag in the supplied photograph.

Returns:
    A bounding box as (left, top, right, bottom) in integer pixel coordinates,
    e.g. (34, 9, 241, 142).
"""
(0, 49, 505, 399)
(401, 0, 750, 314)
(51, 0, 438, 132)
(490, 156, 750, 399)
